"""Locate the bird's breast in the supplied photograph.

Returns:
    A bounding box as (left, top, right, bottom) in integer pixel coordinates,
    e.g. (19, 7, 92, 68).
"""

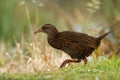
(48, 39, 61, 49)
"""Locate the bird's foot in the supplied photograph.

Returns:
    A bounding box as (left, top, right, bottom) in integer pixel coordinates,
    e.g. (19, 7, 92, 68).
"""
(60, 59, 70, 68)
(59, 59, 81, 68)
(83, 58, 88, 65)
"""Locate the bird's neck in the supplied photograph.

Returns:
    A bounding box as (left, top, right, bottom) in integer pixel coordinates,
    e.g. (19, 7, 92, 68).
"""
(47, 30, 59, 49)
(47, 30, 59, 40)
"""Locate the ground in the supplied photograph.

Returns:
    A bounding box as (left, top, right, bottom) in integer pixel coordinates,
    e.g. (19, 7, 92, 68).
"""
(0, 56, 120, 80)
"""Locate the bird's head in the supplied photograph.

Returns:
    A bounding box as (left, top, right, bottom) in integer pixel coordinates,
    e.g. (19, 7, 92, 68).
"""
(34, 24, 58, 34)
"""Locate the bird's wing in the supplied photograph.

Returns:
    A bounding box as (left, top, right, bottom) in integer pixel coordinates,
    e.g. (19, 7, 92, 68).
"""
(59, 31, 97, 49)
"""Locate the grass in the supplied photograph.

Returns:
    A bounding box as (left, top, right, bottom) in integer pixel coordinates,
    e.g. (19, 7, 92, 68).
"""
(0, 56, 120, 80)
(0, 0, 120, 80)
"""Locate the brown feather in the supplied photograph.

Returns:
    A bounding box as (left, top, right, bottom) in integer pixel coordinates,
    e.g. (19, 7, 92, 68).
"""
(35, 24, 111, 68)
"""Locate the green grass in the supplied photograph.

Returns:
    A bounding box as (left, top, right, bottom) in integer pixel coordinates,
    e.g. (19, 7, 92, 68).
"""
(0, 56, 120, 80)
(0, 0, 120, 80)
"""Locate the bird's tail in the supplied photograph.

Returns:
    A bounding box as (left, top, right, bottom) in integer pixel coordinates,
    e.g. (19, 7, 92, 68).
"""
(97, 31, 111, 40)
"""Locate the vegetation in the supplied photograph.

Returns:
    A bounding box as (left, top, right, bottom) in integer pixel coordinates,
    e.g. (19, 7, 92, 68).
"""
(0, 56, 120, 80)
(0, 0, 120, 79)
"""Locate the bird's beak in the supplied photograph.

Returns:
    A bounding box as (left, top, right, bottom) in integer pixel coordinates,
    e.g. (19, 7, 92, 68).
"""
(34, 29, 43, 34)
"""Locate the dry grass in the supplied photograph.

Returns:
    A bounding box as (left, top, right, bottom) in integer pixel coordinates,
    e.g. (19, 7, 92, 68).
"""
(0, 0, 115, 74)
(0, 32, 112, 74)
(0, 34, 70, 73)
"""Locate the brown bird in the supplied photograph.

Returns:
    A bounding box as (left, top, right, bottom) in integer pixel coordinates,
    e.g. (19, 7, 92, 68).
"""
(34, 24, 111, 68)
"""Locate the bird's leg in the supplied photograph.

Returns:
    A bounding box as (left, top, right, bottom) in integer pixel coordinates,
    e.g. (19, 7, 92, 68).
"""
(60, 59, 81, 68)
(83, 58, 87, 65)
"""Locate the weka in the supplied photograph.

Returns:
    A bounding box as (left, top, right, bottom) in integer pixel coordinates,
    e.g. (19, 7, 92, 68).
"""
(34, 24, 111, 68)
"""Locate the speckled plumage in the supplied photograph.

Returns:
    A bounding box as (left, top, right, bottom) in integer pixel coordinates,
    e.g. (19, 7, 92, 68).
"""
(34, 24, 111, 68)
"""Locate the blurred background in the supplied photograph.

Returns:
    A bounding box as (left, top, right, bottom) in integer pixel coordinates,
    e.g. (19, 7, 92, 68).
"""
(0, 0, 120, 73)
